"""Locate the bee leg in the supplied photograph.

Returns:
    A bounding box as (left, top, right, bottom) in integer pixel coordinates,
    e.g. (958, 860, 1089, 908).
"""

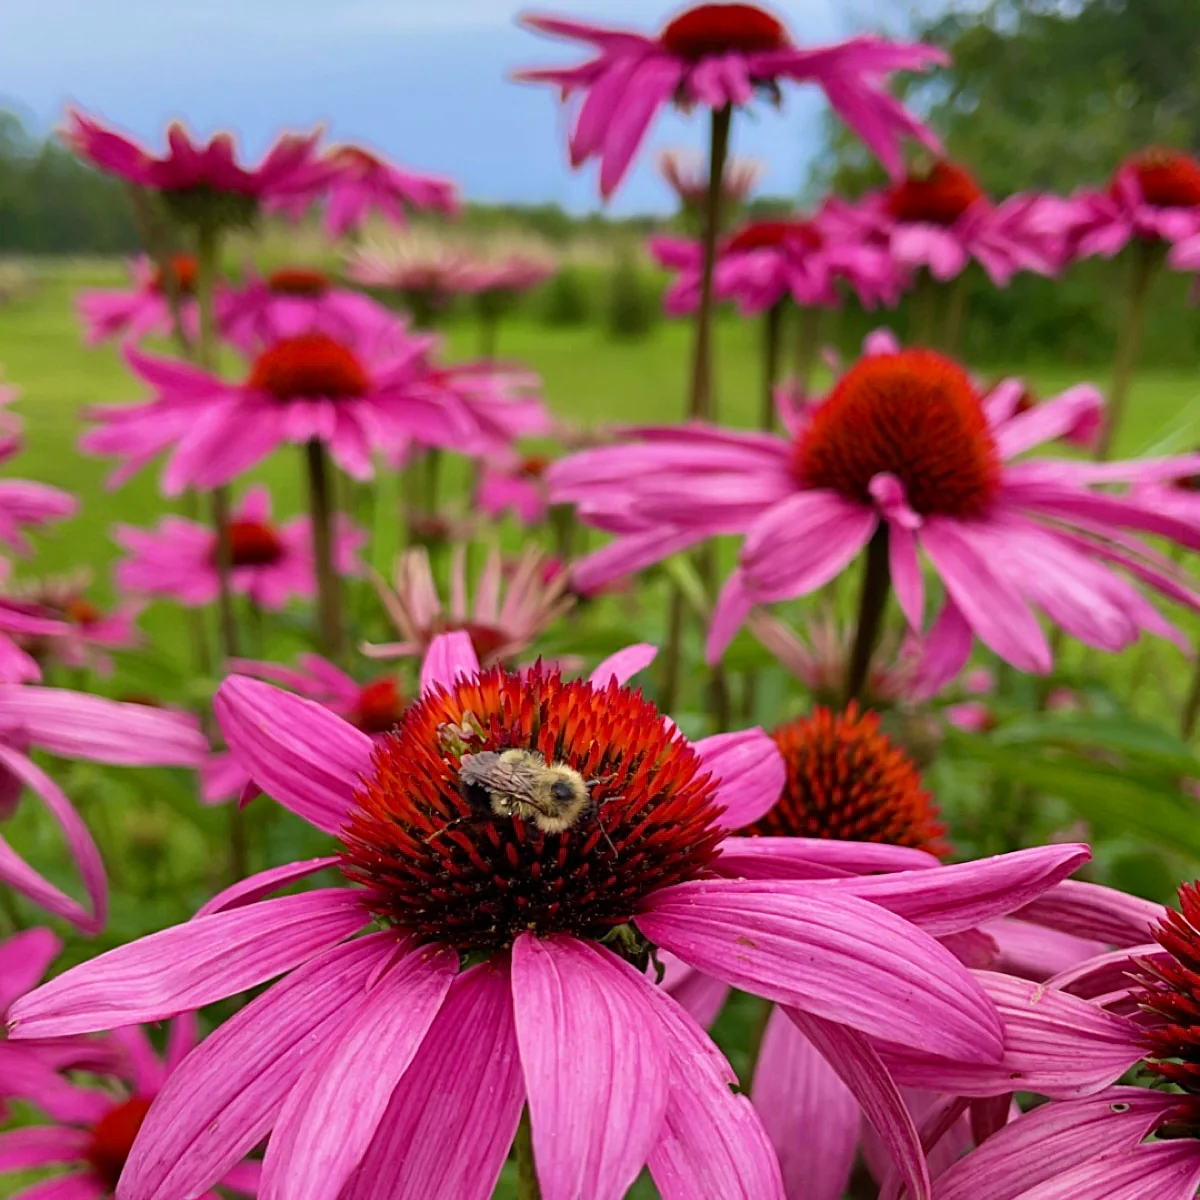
(425, 814, 481, 846)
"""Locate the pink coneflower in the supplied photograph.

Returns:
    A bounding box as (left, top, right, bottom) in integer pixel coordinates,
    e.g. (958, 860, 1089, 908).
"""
(9, 631, 1086, 1199)
(201, 653, 407, 804)
(364, 544, 571, 665)
(9, 572, 141, 674)
(0, 1011, 259, 1200)
(867, 160, 1062, 285)
(63, 107, 322, 222)
(983, 377, 1103, 451)
(0, 686, 207, 930)
(550, 347, 1200, 685)
(517, 5, 945, 197)
(651, 211, 900, 316)
(114, 485, 365, 610)
(272, 143, 461, 238)
(657, 146, 763, 214)
(476, 453, 553, 526)
(1069, 147, 1200, 259)
(76, 255, 201, 347)
(215, 266, 400, 357)
(82, 318, 544, 492)
(345, 235, 476, 327)
(928, 881, 1200, 1199)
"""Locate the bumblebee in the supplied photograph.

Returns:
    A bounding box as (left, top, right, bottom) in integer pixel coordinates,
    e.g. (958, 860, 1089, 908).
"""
(458, 748, 595, 834)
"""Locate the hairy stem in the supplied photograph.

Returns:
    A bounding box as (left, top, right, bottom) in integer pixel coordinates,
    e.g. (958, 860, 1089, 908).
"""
(845, 526, 891, 705)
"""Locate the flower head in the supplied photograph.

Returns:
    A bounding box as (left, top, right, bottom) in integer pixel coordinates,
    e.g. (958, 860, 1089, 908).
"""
(272, 143, 460, 237)
(75, 255, 201, 347)
(364, 544, 571, 665)
(63, 107, 322, 227)
(476, 452, 553, 526)
(7, 631, 1079, 1199)
(345, 233, 477, 323)
(518, 4, 945, 197)
(657, 146, 763, 212)
(83, 315, 545, 491)
(114, 485, 365, 610)
(748, 703, 948, 856)
(551, 345, 1200, 681)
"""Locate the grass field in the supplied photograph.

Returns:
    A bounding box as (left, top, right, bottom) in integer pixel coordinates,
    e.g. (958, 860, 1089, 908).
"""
(4, 260, 1200, 1197)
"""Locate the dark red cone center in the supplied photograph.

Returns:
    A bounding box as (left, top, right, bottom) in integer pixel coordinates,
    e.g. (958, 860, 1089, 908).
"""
(354, 677, 406, 734)
(221, 519, 285, 568)
(661, 3, 787, 59)
(1116, 149, 1200, 209)
(725, 218, 822, 254)
(247, 333, 370, 401)
(268, 267, 331, 297)
(86, 1096, 154, 1190)
(885, 162, 986, 226)
(338, 665, 724, 954)
(794, 349, 1001, 518)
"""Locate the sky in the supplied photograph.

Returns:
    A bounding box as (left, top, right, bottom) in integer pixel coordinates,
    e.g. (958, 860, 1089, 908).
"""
(0, 1, 936, 214)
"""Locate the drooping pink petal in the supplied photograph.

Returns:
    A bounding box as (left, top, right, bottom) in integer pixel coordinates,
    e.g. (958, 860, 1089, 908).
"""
(693, 729, 785, 831)
(637, 879, 1003, 1062)
(0, 927, 61, 1012)
(8, 1174, 104, 1200)
(511, 935, 670, 1200)
(787, 1008, 930, 1200)
(1014, 1140, 1200, 1200)
(120, 934, 397, 1200)
(7, 890, 367, 1038)
(718, 837, 939, 877)
(110, 1025, 167, 1094)
(419, 630, 481, 696)
(215, 676, 374, 836)
(751, 1006, 857, 1200)
(932, 1088, 1176, 1200)
(339, 961, 524, 1200)
(707, 568, 755, 663)
(879, 971, 1141, 1100)
(194, 857, 341, 918)
(259, 943, 457, 1200)
(1015, 879, 1164, 947)
(0, 1125, 90, 1171)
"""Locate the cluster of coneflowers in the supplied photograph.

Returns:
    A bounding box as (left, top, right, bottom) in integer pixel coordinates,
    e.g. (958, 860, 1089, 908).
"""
(2, 3, 1200, 1199)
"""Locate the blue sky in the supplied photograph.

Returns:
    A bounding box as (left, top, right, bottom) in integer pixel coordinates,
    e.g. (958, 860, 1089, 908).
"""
(0, 1, 934, 214)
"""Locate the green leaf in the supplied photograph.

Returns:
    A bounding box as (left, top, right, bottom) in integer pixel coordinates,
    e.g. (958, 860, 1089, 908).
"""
(988, 714, 1200, 776)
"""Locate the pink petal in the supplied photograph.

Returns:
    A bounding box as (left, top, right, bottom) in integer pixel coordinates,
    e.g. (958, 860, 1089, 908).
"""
(1016, 1140, 1200, 1200)
(717, 837, 939, 877)
(120, 934, 398, 1200)
(880, 970, 1141, 1100)
(0, 1125, 90, 1171)
(693, 729, 785, 831)
(9, 1175, 104, 1200)
(637, 879, 1003, 1062)
(787, 1008, 930, 1200)
(643, 979, 785, 1200)
(0, 927, 61, 1011)
(588, 643, 656, 688)
(707, 569, 755, 663)
(751, 1006, 857, 1200)
(933, 1088, 1176, 1200)
(110, 1024, 166, 1094)
(339, 961, 524, 1200)
(889, 521, 925, 630)
(194, 857, 341, 918)
(419, 630, 481, 695)
(1015, 879, 1164, 947)
(259, 943, 457, 1200)
(215, 676, 374, 836)
(512, 935, 670, 1200)
(8, 890, 367, 1038)
(808, 844, 1091, 937)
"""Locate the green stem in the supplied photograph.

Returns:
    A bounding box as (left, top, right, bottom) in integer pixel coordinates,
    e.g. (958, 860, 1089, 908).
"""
(760, 300, 785, 431)
(744, 994, 773, 1089)
(909, 269, 940, 347)
(1098, 239, 1159, 460)
(515, 1107, 541, 1200)
(228, 804, 249, 884)
(479, 311, 499, 362)
(126, 185, 193, 359)
(942, 272, 969, 355)
(305, 439, 345, 661)
(0, 887, 25, 933)
(687, 104, 733, 421)
(1181, 660, 1200, 742)
(195, 225, 239, 662)
(659, 583, 687, 715)
(792, 303, 821, 395)
(844, 527, 891, 705)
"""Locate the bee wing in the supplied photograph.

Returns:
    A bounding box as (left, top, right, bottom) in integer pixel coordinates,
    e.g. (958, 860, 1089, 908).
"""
(460, 755, 543, 804)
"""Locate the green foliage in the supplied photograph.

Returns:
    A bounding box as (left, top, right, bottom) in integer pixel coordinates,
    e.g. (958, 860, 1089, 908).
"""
(539, 263, 594, 327)
(605, 253, 660, 341)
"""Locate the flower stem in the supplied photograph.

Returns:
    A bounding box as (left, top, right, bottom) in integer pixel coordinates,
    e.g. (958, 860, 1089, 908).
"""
(909, 269, 940, 346)
(942, 272, 969, 354)
(760, 300, 785, 431)
(659, 583, 687, 715)
(126, 185, 193, 359)
(515, 1107, 541, 1200)
(194, 224, 240, 662)
(1098, 239, 1159, 460)
(304, 439, 345, 661)
(792, 303, 821, 395)
(1181, 660, 1200, 742)
(845, 526, 891, 704)
(687, 103, 732, 422)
